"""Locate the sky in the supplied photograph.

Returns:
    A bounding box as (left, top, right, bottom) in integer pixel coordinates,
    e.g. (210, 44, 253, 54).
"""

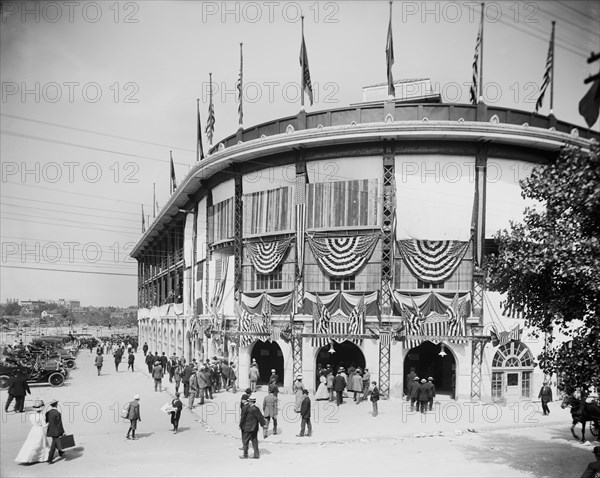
(0, 1, 599, 307)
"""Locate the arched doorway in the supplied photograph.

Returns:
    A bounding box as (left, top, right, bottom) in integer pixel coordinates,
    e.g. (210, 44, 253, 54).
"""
(491, 341, 534, 402)
(250, 341, 284, 386)
(315, 341, 366, 389)
(404, 341, 456, 395)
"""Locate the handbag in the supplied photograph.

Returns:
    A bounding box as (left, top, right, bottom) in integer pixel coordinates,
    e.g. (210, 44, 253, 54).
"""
(59, 434, 76, 449)
(120, 403, 129, 419)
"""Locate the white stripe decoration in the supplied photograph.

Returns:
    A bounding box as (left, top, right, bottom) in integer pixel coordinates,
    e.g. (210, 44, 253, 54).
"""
(308, 234, 379, 277)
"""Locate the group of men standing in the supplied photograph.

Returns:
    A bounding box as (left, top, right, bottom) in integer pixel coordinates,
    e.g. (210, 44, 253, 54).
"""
(406, 368, 436, 413)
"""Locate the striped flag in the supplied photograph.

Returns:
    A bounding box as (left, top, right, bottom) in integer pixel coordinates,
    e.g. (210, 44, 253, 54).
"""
(534, 22, 555, 114)
(170, 151, 177, 193)
(299, 16, 313, 107)
(311, 295, 331, 348)
(469, 11, 482, 105)
(348, 295, 365, 340)
(205, 73, 215, 145)
(491, 324, 522, 347)
(236, 43, 243, 126)
(447, 292, 467, 343)
(380, 331, 391, 347)
(141, 204, 146, 232)
(197, 99, 205, 161)
(386, 1, 395, 98)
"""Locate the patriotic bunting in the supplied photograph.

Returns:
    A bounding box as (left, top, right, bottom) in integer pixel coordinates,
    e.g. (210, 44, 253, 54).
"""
(386, 1, 395, 98)
(491, 324, 522, 347)
(246, 238, 292, 274)
(534, 22, 555, 114)
(296, 203, 306, 278)
(299, 16, 313, 106)
(210, 257, 229, 313)
(380, 331, 392, 347)
(307, 234, 379, 277)
(236, 302, 269, 348)
(237, 42, 243, 126)
(397, 240, 469, 283)
(205, 73, 215, 145)
(311, 295, 331, 348)
(469, 14, 482, 105)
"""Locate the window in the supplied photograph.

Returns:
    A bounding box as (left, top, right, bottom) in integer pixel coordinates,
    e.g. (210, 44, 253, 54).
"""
(492, 372, 503, 400)
(521, 371, 531, 398)
(417, 279, 444, 289)
(492, 341, 534, 368)
(256, 267, 282, 290)
(330, 275, 356, 291)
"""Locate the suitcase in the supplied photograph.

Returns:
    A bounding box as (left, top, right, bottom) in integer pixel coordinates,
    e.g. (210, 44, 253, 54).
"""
(59, 434, 76, 449)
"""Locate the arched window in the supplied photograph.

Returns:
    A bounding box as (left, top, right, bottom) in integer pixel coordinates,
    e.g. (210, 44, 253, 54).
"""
(492, 341, 533, 368)
(491, 341, 534, 401)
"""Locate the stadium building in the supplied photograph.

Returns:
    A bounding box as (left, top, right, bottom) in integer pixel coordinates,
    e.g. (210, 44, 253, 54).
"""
(130, 80, 599, 401)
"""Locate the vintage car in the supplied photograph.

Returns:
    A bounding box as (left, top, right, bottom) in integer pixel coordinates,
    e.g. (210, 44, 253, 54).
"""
(0, 357, 69, 389)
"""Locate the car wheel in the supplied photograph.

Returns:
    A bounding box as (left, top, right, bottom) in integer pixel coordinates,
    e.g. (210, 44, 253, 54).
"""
(49, 372, 65, 387)
(65, 360, 75, 369)
(0, 375, 10, 390)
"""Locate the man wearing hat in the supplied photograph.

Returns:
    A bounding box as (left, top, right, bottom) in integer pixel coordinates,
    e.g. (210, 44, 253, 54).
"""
(46, 399, 65, 464)
(333, 369, 347, 406)
(417, 378, 429, 414)
(126, 394, 141, 440)
(426, 377, 436, 411)
(248, 359, 260, 392)
(581, 446, 600, 478)
(152, 360, 164, 392)
(409, 376, 420, 411)
(268, 369, 278, 385)
(239, 396, 266, 459)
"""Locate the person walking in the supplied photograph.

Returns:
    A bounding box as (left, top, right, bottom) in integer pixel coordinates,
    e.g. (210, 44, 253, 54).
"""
(248, 360, 260, 392)
(361, 368, 371, 403)
(188, 367, 198, 409)
(239, 397, 266, 459)
(4, 375, 16, 412)
(45, 399, 65, 464)
(9, 372, 30, 413)
(94, 351, 104, 376)
(409, 376, 420, 411)
(538, 381, 553, 415)
(262, 388, 278, 437)
(417, 378, 429, 414)
(406, 367, 417, 399)
(333, 368, 347, 406)
(326, 369, 335, 402)
(370, 381, 380, 417)
(228, 361, 237, 393)
(170, 392, 183, 434)
(152, 361, 164, 392)
(145, 352, 154, 374)
(297, 389, 312, 437)
(293, 375, 305, 412)
(126, 394, 141, 440)
(173, 361, 182, 394)
(127, 351, 135, 372)
(197, 366, 209, 405)
(182, 362, 193, 398)
(113, 348, 123, 372)
(142, 342, 148, 356)
(351, 369, 363, 403)
(168, 355, 177, 383)
(14, 399, 50, 464)
(426, 377, 436, 411)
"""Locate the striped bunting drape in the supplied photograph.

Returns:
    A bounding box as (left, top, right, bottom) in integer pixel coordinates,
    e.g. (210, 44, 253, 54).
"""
(210, 257, 229, 313)
(235, 302, 269, 348)
(397, 240, 469, 283)
(296, 203, 306, 278)
(491, 324, 522, 347)
(311, 295, 331, 348)
(246, 238, 292, 274)
(307, 234, 379, 277)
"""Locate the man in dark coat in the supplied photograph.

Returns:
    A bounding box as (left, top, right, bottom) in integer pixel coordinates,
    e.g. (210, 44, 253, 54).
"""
(297, 389, 312, 437)
(113, 348, 123, 372)
(538, 382, 553, 415)
(409, 376, 420, 411)
(145, 352, 154, 374)
(46, 399, 65, 464)
(406, 367, 417, 399)
(333, 368, 347, 406)
(182, 362, 193, 398)
(142, 342, 149, 356)
(239, 397, 266, 459)
(10, 372, 31, 413)
(426, 377, 436, 411)
(417, 378, 429, 414)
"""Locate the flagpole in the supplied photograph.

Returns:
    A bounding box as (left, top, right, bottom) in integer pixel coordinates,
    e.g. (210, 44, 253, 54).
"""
(238, 42, 243, 128)
(387, 1, 395, 99)
(478, 2, 484, 102)
(300, 15, 305, 110)
(549, 20, 556, 114)
(196, 99, 200, 162)
(153, 183, 156, 218)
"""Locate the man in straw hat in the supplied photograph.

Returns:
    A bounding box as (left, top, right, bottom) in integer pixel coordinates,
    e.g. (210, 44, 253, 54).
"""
(46, 399, 65, 464)
(239, 396, 266, 459)
(126, 394, 141, 440)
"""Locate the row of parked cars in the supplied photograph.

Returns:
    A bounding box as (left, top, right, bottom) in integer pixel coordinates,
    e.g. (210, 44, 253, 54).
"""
(0, 335, 80, 389)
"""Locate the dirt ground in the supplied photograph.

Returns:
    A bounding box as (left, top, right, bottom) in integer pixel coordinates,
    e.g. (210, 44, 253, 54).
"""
(1, 348, 597, 478)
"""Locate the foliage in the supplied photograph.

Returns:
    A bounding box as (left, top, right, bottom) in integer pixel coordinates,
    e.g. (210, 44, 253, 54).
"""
(486, 144, 600, 395)
(1, 302, 22, 316)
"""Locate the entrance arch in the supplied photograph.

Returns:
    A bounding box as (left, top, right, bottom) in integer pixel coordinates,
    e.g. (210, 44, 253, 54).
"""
(404, 341, 456, 395)
(250, 341, 284, 386)
(315, 341, 366, 389)
(491, 341, 534, 402)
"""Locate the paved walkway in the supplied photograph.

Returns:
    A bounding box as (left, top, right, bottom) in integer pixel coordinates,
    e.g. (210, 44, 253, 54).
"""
(148, 368, 575, 445)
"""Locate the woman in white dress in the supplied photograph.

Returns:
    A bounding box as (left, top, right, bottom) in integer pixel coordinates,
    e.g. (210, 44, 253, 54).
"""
(15, 399, 50, 464)
(314, 373, 329, 401)
(293, 375, 305, 412)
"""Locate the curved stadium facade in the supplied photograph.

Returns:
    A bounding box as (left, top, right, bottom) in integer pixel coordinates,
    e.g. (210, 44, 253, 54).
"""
(131, 94, 599, 402)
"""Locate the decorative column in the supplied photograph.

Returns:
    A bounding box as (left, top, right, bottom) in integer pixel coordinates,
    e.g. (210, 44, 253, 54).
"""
(234, 174, 243, 298)
(294, 158, 307, 314)
(292, 327, 303, 381)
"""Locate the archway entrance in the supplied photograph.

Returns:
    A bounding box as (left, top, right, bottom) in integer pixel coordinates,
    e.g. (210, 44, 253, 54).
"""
(404, 341, 456, 395)
(315, 341, 366, 389)
(250, 340, 284, 386)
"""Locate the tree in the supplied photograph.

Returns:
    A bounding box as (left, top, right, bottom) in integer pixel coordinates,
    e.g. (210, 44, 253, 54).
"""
(486, 144, 600, 396)
(2, 302, 22, 316)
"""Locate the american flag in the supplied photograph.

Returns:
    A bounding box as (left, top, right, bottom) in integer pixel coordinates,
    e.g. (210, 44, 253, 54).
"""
(196, 99, 204, 161)
(311, 295, 330, 348)
(299, 17, 313, 106)
(205, 73, 215, 145)
(535, 23, 554, 113)
(386, 1, 395, 98)
(348, 295, 365, 340)
(469, 16, 482, 105)
(236, 302, 268, 348)
(236, 43, 243, 126)
(491, 324, 522, 347)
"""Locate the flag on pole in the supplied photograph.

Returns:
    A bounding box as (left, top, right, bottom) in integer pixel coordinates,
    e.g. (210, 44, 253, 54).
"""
(535, 22, 555, 114)
(299, 16, 313, 107)
(205, 73, 215, 145)
(237, 43, 243, 126)
(170, 151, 177, 194)
(469, 10, 482, 105)
(386, 1, 395, 98)
(579, 78, 600, 127)
(141, 204, 146, 233)
(197, 99, 205, 161)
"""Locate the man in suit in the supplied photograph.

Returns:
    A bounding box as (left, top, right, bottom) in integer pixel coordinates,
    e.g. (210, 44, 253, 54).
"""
(262, 387, 278, 437)
(406, 367, 417, 400)
(126, 394, 141, 440)
(409, 376, 420, 411)
(46, 399, 65, 464)
(426, 377, 436, 411)
(239, 397, 266, 459)
(297, 389, 312, 437)
(181, 362, 193, 398)
(333, 368, 347, 406)
(10, 371, 31, 413)
(417, 378, 429, 414)
(538, 381, 553, 415)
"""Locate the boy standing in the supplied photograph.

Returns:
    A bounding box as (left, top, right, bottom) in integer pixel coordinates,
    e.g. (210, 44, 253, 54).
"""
(370, 381, 380, 417)
(297, 389, 312, 437)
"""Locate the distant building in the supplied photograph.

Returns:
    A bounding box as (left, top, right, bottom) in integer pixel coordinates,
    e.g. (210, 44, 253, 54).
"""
(131, 81, 599, 401)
